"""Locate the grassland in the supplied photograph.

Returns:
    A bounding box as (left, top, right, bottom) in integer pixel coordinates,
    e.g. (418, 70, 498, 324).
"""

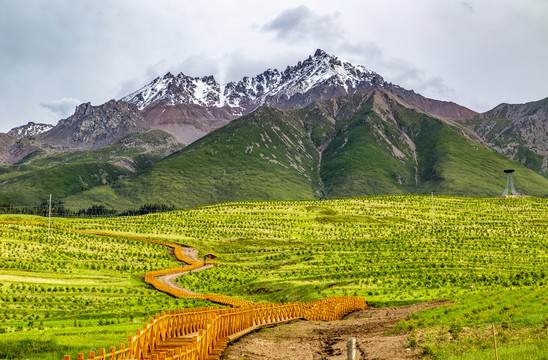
(0, 217, 214, 359)
(1, 196, 547, 359)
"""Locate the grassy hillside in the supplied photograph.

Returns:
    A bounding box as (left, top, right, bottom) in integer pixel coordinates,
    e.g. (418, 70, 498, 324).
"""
(64, 91, 548, 210)
(318, 92, 548, 198)
(65, 107, 322, 209)
(0, 215, 212, 359)
(1, 196, 547, 358)
(0, 131, 181, 207)
(0, 162, 131, 206)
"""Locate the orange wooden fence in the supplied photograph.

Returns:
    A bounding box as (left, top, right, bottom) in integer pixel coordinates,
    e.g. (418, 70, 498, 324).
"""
(63, 296, 366, 360)
(0, 221, 367, 360)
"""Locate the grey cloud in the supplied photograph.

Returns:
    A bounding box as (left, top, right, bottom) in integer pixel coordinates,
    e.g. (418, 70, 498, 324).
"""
(262, 5, 312, 38)
(336, 42, 384, 62)
(262, 5, 342, 42)
(389, 60, 454, 99)
(40, 98, 82, 118)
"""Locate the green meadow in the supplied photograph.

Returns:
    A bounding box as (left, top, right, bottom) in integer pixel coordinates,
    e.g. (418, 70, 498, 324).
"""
(1, 195, 547, 359)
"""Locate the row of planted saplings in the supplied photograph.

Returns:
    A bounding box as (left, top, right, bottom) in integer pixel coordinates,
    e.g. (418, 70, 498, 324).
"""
(63, 296, 367, 360)
(50, 225, 365, 359)
(16, 221, 364, 360)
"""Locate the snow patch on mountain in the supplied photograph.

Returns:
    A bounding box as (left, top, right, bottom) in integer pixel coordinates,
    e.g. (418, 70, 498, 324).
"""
(7, 122, 53, 139)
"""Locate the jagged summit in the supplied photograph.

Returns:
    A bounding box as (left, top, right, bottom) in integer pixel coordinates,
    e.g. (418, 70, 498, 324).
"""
(121, 49, 384, 115)
(7, 122, 53, 139)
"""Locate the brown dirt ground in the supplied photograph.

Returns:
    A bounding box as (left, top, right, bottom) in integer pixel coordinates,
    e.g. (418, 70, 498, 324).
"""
(221, 300, 447, 360)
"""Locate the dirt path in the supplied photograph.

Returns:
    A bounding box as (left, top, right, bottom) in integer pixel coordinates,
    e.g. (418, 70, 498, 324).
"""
(221, 300, 446, 360)
(156, 246, 215, 295)
(155, 264, 216, 295)
(155, 243, 446, 359)
(178, 246, 201, 262)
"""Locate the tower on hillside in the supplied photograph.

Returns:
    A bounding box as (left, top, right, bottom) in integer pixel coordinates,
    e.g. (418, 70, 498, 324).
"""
(502, 169, 518, 196)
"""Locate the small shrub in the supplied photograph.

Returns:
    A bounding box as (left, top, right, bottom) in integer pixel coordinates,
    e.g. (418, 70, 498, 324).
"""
(408, 331, 418, 348)
(422, 344, 435, 356)
(448, 321, 463, 340)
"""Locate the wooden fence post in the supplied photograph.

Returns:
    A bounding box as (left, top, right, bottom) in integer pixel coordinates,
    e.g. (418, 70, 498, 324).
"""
(492, 323, 499, 360)
(347, 338, 356, 360)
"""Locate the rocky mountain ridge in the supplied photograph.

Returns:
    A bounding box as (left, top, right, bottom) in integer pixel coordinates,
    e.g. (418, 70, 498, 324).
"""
(122, 49, 477, 122)
(118, 49, 477, 146)
(7, 122, 53, 139)
(39, 100, 149, 151)
(122, 49, 381, 113)
(467, 97, 548, 176)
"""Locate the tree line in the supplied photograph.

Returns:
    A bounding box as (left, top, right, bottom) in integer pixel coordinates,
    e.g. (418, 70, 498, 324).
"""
(0, 201, 175, 218)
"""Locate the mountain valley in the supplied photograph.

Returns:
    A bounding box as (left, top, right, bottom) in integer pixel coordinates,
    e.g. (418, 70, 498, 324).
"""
(1, 50, 547, 210)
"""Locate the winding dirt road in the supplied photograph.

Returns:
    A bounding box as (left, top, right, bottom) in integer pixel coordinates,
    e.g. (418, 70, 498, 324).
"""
(156, 244, 445, 359)
(221, 300, 446, 360)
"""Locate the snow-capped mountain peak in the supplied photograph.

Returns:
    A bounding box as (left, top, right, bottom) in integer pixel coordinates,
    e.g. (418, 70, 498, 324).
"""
(7, 122, 53, 139)
(121, 49, 385, 115)
(122, 72, 222, 110)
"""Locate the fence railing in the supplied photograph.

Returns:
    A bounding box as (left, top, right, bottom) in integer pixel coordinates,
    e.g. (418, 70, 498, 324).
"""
(63, 296, 367, 360)
(0, 221, 367, 360)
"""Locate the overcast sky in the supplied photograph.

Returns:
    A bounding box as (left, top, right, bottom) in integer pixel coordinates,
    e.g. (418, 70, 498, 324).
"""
(1, 0, 547, 133)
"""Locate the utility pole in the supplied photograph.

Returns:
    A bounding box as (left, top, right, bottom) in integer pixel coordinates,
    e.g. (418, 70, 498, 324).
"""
(48, 194, 52, 241)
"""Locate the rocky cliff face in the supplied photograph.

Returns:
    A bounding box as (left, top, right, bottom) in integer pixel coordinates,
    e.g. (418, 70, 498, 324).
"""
(40, 100, 149, 150)
(122, 49, 381, 114)
(0, 134, 15, 165)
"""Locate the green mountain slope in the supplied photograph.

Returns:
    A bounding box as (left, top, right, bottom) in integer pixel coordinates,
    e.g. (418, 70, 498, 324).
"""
(65, 107, 321, 209)
(64, 90, 548, 210)
(0, 130, 182, 206)
(0, 162, 131, 206)
(298, 91, 548, 198)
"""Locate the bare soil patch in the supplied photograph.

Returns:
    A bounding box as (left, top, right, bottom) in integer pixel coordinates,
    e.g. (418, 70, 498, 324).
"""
(221, 300, 446, 360)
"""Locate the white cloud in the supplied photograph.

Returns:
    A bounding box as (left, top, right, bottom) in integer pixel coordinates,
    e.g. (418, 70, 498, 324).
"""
(40, 98, 82, 118)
